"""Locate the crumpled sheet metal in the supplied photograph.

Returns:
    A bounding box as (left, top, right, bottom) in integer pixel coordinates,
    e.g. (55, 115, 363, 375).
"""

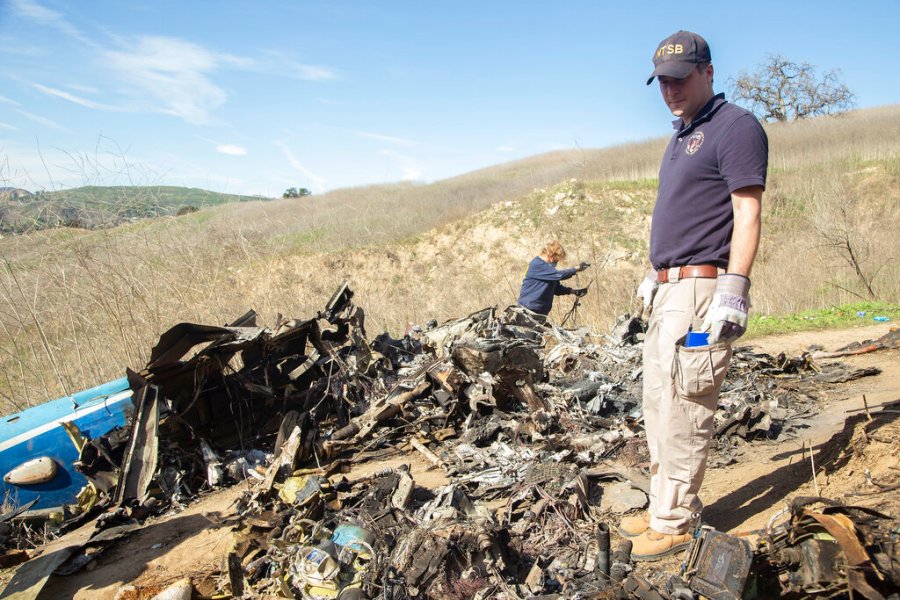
(663, 498, 900, 600)
(2, 288, 887, 599)
(216, 302, 886, 598)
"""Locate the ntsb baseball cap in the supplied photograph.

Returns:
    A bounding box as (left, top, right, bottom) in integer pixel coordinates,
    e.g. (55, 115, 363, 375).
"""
(647, 30, 711, 85)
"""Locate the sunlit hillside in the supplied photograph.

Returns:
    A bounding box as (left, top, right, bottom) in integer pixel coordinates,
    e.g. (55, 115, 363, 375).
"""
(1, 105, 898, 413)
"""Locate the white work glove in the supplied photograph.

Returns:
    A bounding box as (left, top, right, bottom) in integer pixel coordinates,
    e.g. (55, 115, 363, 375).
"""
(636, 270, 659, 311)
(702, 274, 751, 344)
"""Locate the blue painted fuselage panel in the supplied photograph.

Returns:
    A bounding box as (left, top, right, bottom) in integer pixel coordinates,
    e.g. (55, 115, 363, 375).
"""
(1, 378, 133, 510)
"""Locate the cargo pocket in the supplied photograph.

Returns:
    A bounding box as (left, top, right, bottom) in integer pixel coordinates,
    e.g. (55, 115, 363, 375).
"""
(672, 337, 732, 399)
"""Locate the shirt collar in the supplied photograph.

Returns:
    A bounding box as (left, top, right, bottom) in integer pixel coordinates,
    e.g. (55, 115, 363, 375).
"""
(671, 93, 727, 133)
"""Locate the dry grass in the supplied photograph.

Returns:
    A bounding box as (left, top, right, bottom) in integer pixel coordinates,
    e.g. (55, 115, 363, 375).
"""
(1, 105, 898, 413)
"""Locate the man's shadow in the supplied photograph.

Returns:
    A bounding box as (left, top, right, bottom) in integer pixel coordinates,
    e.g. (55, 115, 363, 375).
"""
(704, 411, 890, 532)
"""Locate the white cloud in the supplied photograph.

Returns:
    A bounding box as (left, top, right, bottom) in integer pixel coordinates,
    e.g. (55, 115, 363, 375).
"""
(103, 36, 228, 125)
(377, 149, 423, 182)
(15, 109, 69, 131)
(287, 63, 336, 81)
(257, 51, 338, 81)
(0, 95, 21, 106)
(216, 144, 247, 156)
(401, 166, 422, 181)
(275, 141, 326, 191)
(32, 83, 123, 111)
(63, 83, 101, 95)
(350, 130, 418, 147)
(11, 0, 94, 47)
(496, 145, 515, 152)
(0, 122, 17, 130)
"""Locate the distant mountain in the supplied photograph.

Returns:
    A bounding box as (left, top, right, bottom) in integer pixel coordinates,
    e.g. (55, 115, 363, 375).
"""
(0, 187, 33, 201)
(0, 185, 272, 234)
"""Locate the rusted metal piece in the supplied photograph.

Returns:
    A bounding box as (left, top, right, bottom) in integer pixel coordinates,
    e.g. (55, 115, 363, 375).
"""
(262, 426, 302, 493)
(801, 510, 888, 600)
(408, 437, 445, 471)
(328, 380, 431, 445)
(685, 528, 753, 600)
(114, 384, 160, 506)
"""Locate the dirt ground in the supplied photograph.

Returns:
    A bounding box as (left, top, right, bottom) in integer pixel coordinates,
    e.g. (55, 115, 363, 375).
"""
(4, 323, 897, 599)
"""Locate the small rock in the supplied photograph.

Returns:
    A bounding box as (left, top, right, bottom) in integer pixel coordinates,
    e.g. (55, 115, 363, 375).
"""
(599, 482, 647, 514)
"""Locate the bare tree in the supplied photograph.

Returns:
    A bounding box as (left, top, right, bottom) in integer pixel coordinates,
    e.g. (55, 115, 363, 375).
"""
(729, 55, 855, 122)
(809, 180, 882, 300)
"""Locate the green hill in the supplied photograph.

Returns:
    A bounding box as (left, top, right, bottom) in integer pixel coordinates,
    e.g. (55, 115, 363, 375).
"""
(0, 185, 272, 234)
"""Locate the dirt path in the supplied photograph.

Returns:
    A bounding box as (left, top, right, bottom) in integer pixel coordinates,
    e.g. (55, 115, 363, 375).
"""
(703, 323, 898, 535)
(7, 323, 898, 599)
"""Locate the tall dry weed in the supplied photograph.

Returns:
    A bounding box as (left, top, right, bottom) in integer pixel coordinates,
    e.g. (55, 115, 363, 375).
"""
(0, 106, 898, 413)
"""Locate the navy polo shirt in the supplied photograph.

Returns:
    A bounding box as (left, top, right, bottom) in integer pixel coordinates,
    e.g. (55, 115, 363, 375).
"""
(649, 93, 768, 270)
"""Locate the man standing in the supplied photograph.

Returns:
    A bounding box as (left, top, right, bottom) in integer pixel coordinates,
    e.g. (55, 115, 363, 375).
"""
(621, 31, 768, 561)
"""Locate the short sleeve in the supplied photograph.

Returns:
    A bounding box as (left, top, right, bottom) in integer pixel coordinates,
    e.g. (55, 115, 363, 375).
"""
(718, 114, 768, 193)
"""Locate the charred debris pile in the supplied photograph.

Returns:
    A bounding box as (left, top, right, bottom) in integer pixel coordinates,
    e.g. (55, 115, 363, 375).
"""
(2, 284, 896, 600)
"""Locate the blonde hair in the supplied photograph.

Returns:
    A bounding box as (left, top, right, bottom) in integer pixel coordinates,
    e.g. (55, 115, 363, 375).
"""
(540, 240, 566, 263)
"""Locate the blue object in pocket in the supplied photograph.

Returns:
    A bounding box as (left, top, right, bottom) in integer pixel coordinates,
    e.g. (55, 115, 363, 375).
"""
(684, 331, 710, 347)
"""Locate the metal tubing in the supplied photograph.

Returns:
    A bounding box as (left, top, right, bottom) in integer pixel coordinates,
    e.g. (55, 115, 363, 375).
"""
(596, 522, 611, 577)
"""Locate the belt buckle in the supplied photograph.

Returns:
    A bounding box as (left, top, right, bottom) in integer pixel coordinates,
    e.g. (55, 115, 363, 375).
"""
(667, 267, 681, 283)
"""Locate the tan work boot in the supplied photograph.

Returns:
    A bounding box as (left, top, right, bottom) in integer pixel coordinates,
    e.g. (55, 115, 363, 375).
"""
(617, 512, 651, 538)
(631, 528, 692, 562)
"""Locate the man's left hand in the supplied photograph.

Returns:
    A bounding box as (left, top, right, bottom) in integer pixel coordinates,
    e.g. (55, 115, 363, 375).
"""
(573, 287, 588, 297)
(701, 274, 751, 344)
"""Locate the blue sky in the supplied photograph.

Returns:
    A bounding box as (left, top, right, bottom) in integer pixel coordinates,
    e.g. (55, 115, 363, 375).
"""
(1, 1, 897, 196)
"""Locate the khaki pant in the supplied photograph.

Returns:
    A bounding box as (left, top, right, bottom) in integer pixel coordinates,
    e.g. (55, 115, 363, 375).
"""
(642, 272, 732, 534)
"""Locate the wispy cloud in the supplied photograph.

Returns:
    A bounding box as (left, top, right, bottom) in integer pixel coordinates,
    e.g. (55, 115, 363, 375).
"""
(15, 109, 69, 131)
(63, 83, 101, 95)
(32, 83, 124, 111)
(258, 51, 338, 81)
(0, 122, 17, 131)
(103, 36, 229, 125)
(11, 0, 94, 47)
(284, 62, 336, 81)
(0, 95, 21, 106)
(216, 144, 247, 156)
(350, 130, 418, 147)
(496, 145, 515, 152)
(275, 141, 326, 190)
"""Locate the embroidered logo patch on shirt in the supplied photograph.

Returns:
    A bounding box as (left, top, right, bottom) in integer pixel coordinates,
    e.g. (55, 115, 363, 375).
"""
(685, 131, 704, 155)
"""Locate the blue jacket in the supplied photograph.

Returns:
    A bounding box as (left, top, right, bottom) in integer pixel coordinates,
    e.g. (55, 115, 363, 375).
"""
(517, 257, 577, 315)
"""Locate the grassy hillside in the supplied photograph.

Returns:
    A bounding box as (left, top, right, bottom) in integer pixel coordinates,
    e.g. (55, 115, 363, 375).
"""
(0, 185, 270, 234)
(1, 105, 898, 413)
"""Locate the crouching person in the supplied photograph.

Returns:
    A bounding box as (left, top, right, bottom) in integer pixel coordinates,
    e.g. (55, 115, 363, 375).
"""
(517, 240, 588, 321)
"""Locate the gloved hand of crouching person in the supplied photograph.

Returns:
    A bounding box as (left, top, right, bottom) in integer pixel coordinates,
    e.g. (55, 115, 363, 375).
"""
(577, 261, 591, 272)
(702, 274, 751, 344)
(573, 287, 588, 297)
(636, 269, 659, 311)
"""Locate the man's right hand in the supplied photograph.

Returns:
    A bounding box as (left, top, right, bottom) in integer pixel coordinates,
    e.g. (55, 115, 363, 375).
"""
(637, 270, 659, 311)
(577, 261, 591, 272)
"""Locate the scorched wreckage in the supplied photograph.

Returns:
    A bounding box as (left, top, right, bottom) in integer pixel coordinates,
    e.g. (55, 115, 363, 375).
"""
(1, 284, 897, 599)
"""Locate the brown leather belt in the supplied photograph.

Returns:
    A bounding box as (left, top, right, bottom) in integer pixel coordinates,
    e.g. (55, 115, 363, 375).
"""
(657, 265, 719, 283)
